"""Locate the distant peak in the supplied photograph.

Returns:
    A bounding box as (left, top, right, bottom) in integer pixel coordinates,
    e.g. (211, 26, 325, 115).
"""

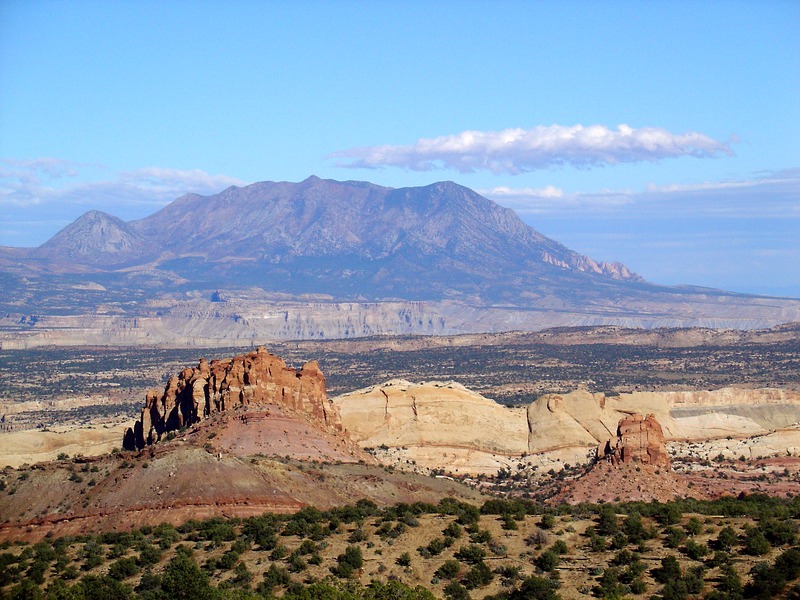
(81, 209, 121, 222)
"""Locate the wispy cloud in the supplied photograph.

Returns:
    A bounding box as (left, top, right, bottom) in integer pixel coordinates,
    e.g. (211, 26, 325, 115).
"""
(482, 185, 634, 213)
(482, 169, 800, 218)
(0, 159, 246, 246)
(119, 167, 245, 196)
(331, 124, 734, 174)
(0, 160, 244, 209)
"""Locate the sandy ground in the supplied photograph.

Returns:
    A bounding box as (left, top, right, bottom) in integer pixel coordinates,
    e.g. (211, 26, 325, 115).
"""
(0, 421, 133, 468)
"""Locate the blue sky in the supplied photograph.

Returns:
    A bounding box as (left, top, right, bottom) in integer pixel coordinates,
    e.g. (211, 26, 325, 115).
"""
(1, 0, 798, 296)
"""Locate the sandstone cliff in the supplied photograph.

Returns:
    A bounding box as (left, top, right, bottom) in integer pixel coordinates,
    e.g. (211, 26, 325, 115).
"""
(123, 347, 337, 450)
(334, 382, 800, 476)
(528, 387, 800, 450)
(5, 299, 798, 349)
(333, 380, 529, 474)
(334, 379, 528, 453)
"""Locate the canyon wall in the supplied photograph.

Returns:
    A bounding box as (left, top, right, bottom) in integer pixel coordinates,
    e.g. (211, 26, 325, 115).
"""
(4, 298, 796, 349)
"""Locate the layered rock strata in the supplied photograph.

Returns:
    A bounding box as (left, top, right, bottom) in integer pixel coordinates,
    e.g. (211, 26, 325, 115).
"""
(123, 347, 336, 450)
(334, 382, 800, 475)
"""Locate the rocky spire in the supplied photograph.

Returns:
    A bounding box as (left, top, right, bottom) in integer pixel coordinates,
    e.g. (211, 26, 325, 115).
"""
(123, 346, 337, 450)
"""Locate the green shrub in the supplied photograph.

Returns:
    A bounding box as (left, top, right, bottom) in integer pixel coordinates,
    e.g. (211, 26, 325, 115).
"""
(509, 575, 562, 599)
(684, 517, 703, 536)
(443, 581, 470, 600)
(597, 506, 618, 536)
(138, 544, 163, 567)
(463, 560, 493, 589)
(443, 521, 463, 539)
(160, 553, 218, 600)
(75, 575, 135, 599)
(535, 549, 560, 573)
(435, 559, 462, 580)
(540, 514, 556, 530)
(683, 539, 709, 561)
(743, 526, 772, 556)
(287, 552, 307, 573)
(332, 545, 363, 578)
(270, 545, 289, 560)
(714, 525, 738, 552)
(297, 539, 317, 555)
(348, 527, 369, 543)
(108, 557, 140, 580)
(455, 544, 486, 564)
(760, 518, 797, 546)
(258, 564, 291, 595)
(653, 555, 682, 584)
(81, 542, 104, 571)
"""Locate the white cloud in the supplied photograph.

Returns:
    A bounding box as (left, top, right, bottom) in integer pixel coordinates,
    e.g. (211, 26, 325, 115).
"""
(0, 160, 245, 209)
(331, 124, 733, 174)
(482, 169, 800, 218)
(0, 157, 86, 181)
(485, 185, 565, 199)
(120, 167, 244, 195)
(0, 159, 247, 246)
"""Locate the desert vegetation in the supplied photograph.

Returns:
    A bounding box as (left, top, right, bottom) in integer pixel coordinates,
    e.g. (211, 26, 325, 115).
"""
(1, 495, 798, 599)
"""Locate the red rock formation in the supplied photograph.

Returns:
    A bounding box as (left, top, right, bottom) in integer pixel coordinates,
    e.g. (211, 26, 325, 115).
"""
(123, 347, 337, 450)
(597, 413, 670, 468)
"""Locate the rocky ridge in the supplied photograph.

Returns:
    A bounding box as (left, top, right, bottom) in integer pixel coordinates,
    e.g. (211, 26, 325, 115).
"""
(548, 413, 694, 504)
(7, 298, 798, 349)
(123, 347, 337, 451)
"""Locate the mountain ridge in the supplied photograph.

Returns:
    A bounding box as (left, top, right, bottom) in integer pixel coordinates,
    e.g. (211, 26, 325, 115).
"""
(1, 176, 799, 345)
(26, 177, 644, 286)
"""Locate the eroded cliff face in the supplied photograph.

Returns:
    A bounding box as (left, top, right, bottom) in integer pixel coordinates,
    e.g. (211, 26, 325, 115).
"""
(123, 347, 337, 450)
(333, 380, 529, 475)
(5, 299, 799, 349)
(334, 382, 800, 475)
(334, 379, 529, 453)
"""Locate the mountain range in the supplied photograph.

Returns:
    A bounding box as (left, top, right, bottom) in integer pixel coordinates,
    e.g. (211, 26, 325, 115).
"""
(1, 176, 798, 347)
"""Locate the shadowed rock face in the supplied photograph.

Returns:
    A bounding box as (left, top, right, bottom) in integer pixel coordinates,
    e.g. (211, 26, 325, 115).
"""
(597, 413, 670, 467)
(123, 347, 335, 450)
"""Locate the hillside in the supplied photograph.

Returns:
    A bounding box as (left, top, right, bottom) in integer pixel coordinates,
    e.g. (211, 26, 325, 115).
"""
(2, 493, 799, 599)
(0, 345, 491, 545)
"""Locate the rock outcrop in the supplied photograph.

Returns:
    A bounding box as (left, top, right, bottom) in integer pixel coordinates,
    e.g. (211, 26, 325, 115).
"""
(123, 347, 336, 450)
(597, 413, 670, 467)
(334, 379, 528, 453)
(333, 380, 529, 474)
